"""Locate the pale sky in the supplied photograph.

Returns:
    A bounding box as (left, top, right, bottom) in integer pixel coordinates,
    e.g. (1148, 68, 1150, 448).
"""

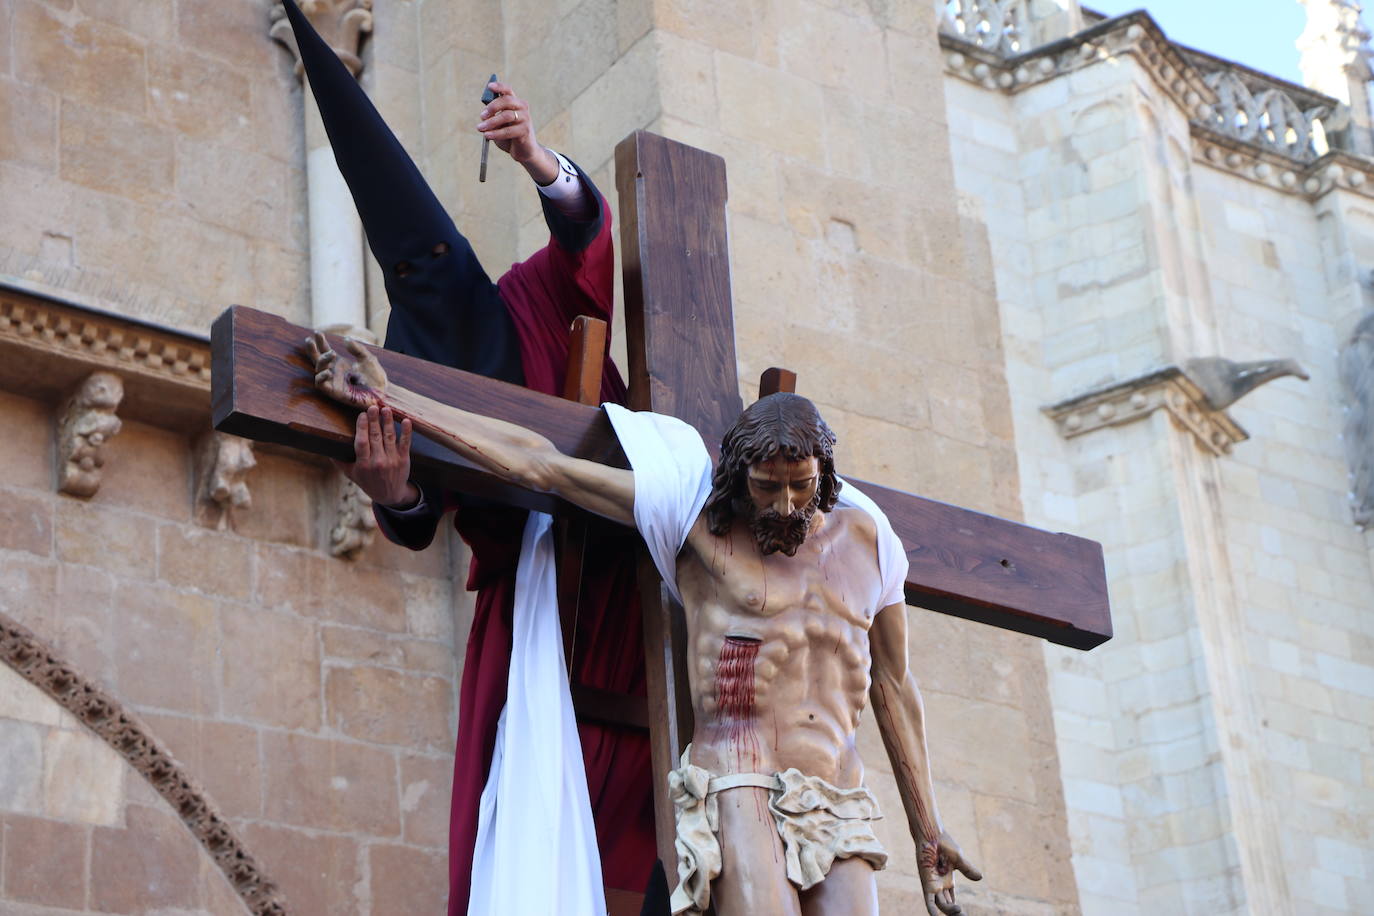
(1085, 1, 1313, 85)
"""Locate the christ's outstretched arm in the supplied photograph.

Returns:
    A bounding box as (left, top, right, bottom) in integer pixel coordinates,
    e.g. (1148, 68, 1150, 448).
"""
(869, 601, 982, 916)
(306, 333, 636, 527)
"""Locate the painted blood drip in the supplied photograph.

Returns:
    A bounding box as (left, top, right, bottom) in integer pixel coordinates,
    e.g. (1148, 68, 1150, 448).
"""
(716, 637, 761, 770)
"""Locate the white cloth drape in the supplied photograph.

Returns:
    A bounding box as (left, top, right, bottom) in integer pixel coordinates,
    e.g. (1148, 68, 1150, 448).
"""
(469, 511, 606, 916)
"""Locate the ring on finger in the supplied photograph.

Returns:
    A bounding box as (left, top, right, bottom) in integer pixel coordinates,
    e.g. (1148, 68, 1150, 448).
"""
(511, 110, 520, 123)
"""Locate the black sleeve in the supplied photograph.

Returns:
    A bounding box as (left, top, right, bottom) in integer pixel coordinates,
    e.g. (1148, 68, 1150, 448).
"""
(372, 481, 446, 551)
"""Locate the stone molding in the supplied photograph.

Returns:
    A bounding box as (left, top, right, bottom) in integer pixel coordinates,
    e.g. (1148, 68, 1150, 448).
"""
(1043, 367, 1249, 456)
(269, 0, 374, 79)
(939, 10, 1374, 202)
(56, 372, 124, 498)
(0, 613, 289, 915)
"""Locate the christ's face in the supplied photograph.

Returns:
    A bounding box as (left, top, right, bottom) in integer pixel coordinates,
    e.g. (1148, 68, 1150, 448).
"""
(745, 456, 820, 556)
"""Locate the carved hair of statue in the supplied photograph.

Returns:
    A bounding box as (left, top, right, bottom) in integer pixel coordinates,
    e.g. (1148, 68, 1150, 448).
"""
(1340, 311, 1374, 527)
(705, 392, 842, 536)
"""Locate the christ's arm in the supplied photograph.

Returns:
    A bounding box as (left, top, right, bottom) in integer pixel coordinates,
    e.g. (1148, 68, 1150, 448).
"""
(869, 601, 982, 916)
(306, 334, 636, 527)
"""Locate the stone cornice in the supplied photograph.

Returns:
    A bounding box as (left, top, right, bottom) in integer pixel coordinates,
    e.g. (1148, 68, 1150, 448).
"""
(1043, 366, 1249, 456)
(0, 280, 212, 431)
(941, 10, 1374, 201)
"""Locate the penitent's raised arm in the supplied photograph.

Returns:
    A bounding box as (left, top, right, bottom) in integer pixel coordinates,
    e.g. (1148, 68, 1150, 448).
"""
(305, 333, 636, 526)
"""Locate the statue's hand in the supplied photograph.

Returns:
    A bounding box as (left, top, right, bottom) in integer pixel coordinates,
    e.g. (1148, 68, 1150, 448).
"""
(920, 831, 982, 916)
(304, 332, 388, 410)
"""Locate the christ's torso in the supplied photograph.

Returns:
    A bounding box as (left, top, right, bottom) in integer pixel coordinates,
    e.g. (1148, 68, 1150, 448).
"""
(676, 507, 885, 786)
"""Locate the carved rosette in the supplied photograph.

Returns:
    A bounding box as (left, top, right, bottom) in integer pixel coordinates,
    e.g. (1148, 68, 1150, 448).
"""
(269, 0, 374, 79)
(194, 432, 258, 530)
(330, 473, 377, 558)
(0, 613, 289, 914)
(57, 372, 124, 497)
(1044, 367, 1248, 456)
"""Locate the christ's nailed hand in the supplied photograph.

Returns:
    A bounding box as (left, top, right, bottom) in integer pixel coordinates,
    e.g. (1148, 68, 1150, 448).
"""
(922, 831, 982, 916)
(302, 334, 418, 508)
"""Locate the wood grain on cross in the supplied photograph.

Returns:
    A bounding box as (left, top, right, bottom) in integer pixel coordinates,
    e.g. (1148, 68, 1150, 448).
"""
(211, 131, 1110, 880)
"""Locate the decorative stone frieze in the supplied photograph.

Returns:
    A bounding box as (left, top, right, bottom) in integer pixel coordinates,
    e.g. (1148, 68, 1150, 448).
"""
(270, 0, 374, 79)
(1339, 311, 1374, 527)
(938, 9, 1374, 201)
(330, 473, 377, 558)
(1043, 366, 1249, 456)
(0, 613, 289, 915)
(0, 288, 211, 386)
(194, 431, 258, 530)
(56, 372, 124, 497)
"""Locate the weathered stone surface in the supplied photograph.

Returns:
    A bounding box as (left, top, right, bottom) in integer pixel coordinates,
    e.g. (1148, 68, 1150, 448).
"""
(0, 77, 56, 174)
(368, 843, 448, 911)
(2, 813, 89, 908)
(228, 451, 316, 548)
(0, 487, 52, 558)
(59, 101, 174, 203)
(140, 713, 262, 819)
(112, 582, 219, 715)
(176, 138, 292, 246)
(42, 726, 123, 825)
(321, 625, 454, 676)
(261, 731, 399, 835)
(0, 392, 55, 491)
(0, 720, 44, 816)
(175, 0, 276, 72)
(147, 44, 252, 141)
(54, 499, 157, 580)
(15, 0, 148, 115)
(325, 665, 452, 750)
(90, 804, 201, 912)
(715, 53, 825, 163)
(240, 822, 361, 916)
(98, 419, 192, 520)
(400, 752, 452, 849)
(221, 604, 321, 731)
(0, 553, 57, 620)
(156, 522, 254, 601)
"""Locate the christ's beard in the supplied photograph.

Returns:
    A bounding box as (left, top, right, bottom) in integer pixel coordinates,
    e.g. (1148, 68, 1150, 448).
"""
(749, 501, 818, 556)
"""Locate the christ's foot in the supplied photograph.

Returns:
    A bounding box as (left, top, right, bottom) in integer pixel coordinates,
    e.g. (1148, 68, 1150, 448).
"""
(304, 332, 389, 410)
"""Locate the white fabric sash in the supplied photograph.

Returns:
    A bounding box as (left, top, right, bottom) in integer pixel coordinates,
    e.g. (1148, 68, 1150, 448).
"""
(469, 511, 606, 916)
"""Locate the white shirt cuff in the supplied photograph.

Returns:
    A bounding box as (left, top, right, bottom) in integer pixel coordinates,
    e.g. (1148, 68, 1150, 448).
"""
(382, 486, 429, 516)
(537, 149, 590, 215)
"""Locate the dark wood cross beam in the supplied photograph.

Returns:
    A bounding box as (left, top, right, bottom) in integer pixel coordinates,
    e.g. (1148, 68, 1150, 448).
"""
(212, 130, 1110, 882)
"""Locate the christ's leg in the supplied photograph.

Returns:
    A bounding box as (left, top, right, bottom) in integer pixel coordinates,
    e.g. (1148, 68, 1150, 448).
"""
(798, 856, 878, 916)
(710, 787, 801, 916)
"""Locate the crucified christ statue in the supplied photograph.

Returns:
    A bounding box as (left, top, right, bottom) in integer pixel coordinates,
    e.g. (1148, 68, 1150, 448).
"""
(304, 334, 983, 916)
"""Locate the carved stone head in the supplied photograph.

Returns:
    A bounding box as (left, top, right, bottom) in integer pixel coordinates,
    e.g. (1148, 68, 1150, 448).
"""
(705, 393, 842, 554)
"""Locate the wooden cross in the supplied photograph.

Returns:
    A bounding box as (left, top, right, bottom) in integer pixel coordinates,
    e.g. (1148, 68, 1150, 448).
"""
(212, 131, 1110, 896)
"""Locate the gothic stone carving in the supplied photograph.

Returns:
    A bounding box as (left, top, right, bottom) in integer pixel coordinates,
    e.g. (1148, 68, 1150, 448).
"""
(0, 612, 289, 915)
(1044, 366, 1249, 456)
(330, 473, 376, 558)
(270, 0, 374, 79)
(1340, 311, 1374, 526)
(194, 432, 257, 530)
(57, 372, 124, 497)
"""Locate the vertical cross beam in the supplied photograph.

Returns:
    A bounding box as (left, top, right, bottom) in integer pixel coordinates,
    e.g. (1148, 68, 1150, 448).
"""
(616, 130, 743, 872)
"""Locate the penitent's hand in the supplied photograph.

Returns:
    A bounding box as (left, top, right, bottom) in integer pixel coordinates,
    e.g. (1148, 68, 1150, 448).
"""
(476, 81, 558, 184)
(921, 831, 982, 916)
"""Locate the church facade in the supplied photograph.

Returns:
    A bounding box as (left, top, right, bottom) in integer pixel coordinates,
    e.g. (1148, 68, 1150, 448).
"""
(0, 0, 1367, 913)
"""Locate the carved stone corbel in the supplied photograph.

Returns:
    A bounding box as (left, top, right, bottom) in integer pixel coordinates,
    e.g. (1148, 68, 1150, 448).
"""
(194, 432, 257, 530)
(1044, 356, 1308, 456)
(57, 372, 124, 497)
(329, 473, 376, 558)
(269, 0, 374, 78)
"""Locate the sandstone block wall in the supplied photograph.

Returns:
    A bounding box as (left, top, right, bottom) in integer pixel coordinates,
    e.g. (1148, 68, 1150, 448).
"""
(0, 379, 466, 913)
(944, 23, 1374, 916)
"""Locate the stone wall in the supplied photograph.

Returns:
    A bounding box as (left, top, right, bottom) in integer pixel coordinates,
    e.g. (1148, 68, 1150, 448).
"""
(943, 8, 1374, 914)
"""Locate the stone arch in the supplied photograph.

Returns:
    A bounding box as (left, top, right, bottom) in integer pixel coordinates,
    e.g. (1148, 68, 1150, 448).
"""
(0, 610, 289, 914)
